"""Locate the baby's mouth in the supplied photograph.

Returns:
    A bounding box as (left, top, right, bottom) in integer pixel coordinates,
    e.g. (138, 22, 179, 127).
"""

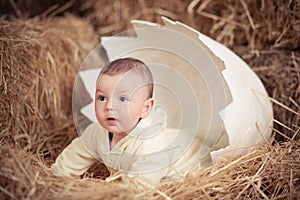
(107, 117, 117, 125)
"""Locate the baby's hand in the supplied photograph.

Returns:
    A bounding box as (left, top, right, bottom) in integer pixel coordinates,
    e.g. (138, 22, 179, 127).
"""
(51, 165, 63, 176)
(52, 168, 62, 176)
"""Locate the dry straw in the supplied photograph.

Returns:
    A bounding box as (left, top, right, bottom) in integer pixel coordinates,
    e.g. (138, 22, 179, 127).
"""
(1, 134, 299, 199)
(0, 0, 300, 199)
(0, 15, 99, 162)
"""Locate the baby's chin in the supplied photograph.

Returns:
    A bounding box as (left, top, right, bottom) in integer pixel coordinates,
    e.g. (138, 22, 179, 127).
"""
(105, 125, 131, 135)
(100, 120, 137, 134)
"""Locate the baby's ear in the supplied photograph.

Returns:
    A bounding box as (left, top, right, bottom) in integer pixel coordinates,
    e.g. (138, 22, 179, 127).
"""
(141, 98, 154, 119)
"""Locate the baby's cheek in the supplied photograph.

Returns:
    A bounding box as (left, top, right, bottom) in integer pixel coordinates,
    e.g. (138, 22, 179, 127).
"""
(129, 106, 142, 123)
(95, 112, 102, 124)
(95, 107, 104, 122)
(118, 107, 132, 123)
(122, 107, 131, 123)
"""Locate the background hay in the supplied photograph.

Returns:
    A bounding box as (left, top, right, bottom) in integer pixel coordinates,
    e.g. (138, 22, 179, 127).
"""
(0, 15, 99, 160)
(0, 0, 299, 199)
(1, 139, 299, 199)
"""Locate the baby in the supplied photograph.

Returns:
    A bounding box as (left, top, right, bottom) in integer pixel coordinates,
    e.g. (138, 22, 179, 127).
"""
(51, 58, 211, 186)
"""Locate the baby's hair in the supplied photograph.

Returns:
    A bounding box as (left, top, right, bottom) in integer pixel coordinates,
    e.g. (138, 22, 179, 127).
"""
(99, 57, 154, 98)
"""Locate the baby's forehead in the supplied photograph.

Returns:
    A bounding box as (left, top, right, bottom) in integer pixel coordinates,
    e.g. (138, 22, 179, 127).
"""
(97, 71, 148, 92)
(99, 70, 145, 83)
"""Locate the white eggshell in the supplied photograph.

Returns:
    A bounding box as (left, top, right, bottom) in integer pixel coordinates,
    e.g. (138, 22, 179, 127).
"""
(79, 17, 273, 163)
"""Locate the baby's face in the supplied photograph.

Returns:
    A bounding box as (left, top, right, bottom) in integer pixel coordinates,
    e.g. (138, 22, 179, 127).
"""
(95, 70, 152, 135)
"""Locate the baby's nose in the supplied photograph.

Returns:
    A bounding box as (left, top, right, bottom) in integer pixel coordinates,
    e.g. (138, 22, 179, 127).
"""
(106, 100, 114, 110)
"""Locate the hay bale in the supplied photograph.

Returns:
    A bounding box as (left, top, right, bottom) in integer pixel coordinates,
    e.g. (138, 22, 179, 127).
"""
(2, 1, 300, 49)
(1, 138, 299, 199)
(0, 145, 132, 199)
(0, 15, 99, 160)
(158, 140, 300, 199)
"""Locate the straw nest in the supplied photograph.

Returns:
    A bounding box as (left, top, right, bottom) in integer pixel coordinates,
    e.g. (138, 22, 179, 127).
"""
(1, 0, 299, 199)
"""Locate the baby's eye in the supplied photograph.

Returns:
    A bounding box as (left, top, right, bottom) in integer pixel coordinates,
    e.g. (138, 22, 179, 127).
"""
(119, 96, 129, 102)
(98, 96, 106, 102)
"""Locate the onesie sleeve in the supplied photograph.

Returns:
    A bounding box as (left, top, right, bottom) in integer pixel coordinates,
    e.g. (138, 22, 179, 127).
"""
(51, 123, 101, 177)
(51, 137, 97, 176)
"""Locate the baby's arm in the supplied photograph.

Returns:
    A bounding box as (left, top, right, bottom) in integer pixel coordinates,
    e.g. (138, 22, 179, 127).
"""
(51, 137, 97, 176)
(51, 124, 101, 176)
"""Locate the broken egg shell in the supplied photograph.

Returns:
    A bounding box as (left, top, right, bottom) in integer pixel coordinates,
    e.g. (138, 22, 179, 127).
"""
(78, 17, 273, 163)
